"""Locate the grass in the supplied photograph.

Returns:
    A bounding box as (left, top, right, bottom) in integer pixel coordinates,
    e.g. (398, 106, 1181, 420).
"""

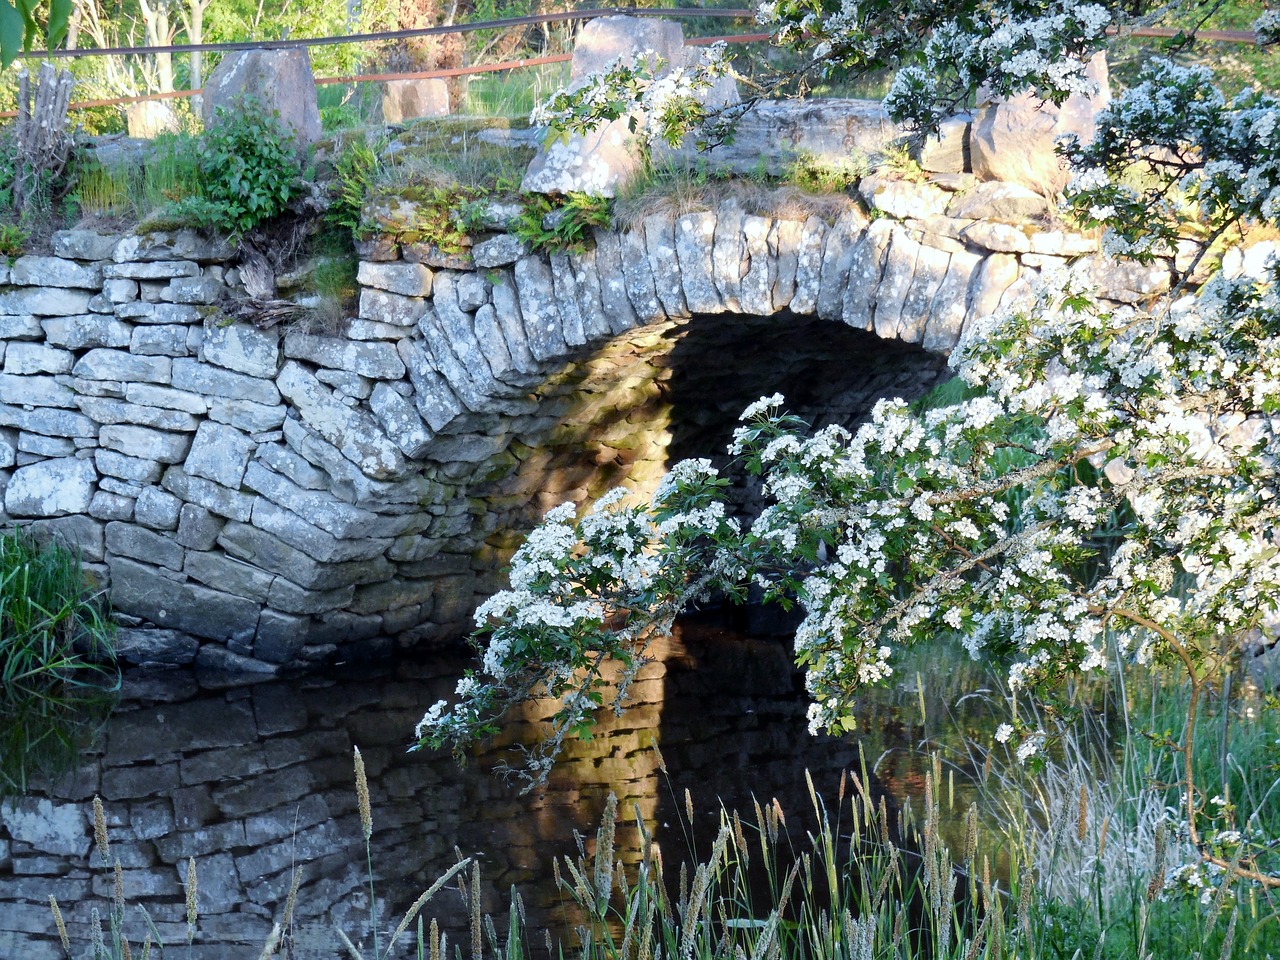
(65, 132, 204, 225)
(0, 528, 117, 798)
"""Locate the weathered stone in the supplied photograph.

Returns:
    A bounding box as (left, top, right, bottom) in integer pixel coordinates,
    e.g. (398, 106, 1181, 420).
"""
(566, 245, 610, 341)
(203, 48, 322, 144)
(358, 288, 425, 326)
(113, 230, 236, 264)
(357, 260, 433, 297)
(673, 211, 723, 314)
(0, 405, 96, 438)
(370, 382, 433, 458)
(110, 556, 261, 645)
(77, 397, 200, 432)
(472, 303, 516, 382)
(10, 256, 103, 289)
(0, 287, 93, 316)
(1086, 256, 1171, 303)
(106, 521, 185, 570)
(815, 210, 869, 320)
(251, 498, 391, 563)
(113, 627, 199, 665)
(22, 514, 105, 562)
(872, 227, 920, 340)
(276, 362, 406, 480)
(41, 315, 132, 349)
(897, 242, 952, 344)
(99, 424, 191, 463)
(124, 383, 208, 415)
(923, 247, 982, 353)
(859, 176, 950, 220)
(199, 322, 280, 379)
(769, 219, 803, 312)
(218, 521, 392, 591)
(0, 373, 76, 407)
(128, 324, 189, 356)
(184, 549, 276, 602)
(315, 368, 372, 400)
(266, 577, 354, 615)
(254, 609, 308, 664)
(284, 331, 405, 380)
(947, 180, 1052, 221)
(489, 271, 539, 373)
(161, 465, 254, 522)
(969, 53, 1110, 194)
(168, 276, 223, 304)
(0, 798, 89, 856)
(398, 341, 465, 433)
(175, 503, 224, 550)
(455, 272, 489, 311)
(641, 214, 688, 319)
(134, 486, 183, 530)
(0, 314, 43, 339)
(96, 449, 164, 484)
(401, 241, 473, 270)
(183, 421, 256, 490)
(966, 252, 1021, 322)
(590, 229, 639, 335)
(104, 278, 139, 302)
(548, 253, 587, 348)
(959, 221, 1032, 253)
(52, 229, 118, 261)
(738, 215, 777, 316)
(790, 216, 829, 315)
(206, 398, 286, 434)
(1028, 230, 1098, 257)
(73, 348, 171, 385)
(915, 113, 972, 173)
(90, 490, 135, 521)
(513, 255, 570, 360)
(242, 461, 383, 539)
(521, 118, 639, 198)
(254, 442, 328, 492)
(471, 235, 530, 268)
(837, 217, 889, 330)
(172, 357, 280, 406)
(3, 343, 72, 375)
(4, 458, 96, 517)
(345, 318, 411, 341)
(103, 260, 200, 280)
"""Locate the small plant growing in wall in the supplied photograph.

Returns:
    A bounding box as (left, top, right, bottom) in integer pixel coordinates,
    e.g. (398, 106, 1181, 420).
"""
(171, 96, 303, 241)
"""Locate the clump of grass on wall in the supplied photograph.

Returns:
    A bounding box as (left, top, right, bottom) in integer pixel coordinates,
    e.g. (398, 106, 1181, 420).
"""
(0, 528, 118, 796)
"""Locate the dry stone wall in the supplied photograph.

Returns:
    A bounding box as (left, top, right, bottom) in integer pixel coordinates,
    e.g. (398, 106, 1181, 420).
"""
(0, 183, 1183, 671)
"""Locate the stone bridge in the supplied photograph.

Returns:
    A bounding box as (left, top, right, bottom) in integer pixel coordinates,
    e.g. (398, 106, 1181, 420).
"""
(0, 184, 1180, 671)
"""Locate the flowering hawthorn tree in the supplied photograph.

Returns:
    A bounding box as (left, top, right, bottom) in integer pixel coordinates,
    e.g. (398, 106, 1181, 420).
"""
(417, 0, 1280, 891)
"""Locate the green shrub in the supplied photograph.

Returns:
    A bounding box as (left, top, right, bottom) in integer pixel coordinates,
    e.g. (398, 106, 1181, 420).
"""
(512, 191, 612, 254)
(171, 97, 303, 240)
(328, 136, 383, 235)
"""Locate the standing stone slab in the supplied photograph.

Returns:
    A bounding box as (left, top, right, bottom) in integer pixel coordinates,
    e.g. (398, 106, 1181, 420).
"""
(201, 323, 280, 379)
(203, 48, 322, 144)
(4, 457, 96, 517)
(711, 202, 747, 313)
(642, 214, 689, 319)
(618, 229, 665, 325)
(815, 210, 868, 321)
(873, 228, 922, 341)
(738, 215, 777, 317)
(674, 211, 723, 315)
(276, 361, 406, 480)
(966, 253, 1021, 326)
(514, 255, 571, 361)
(370, 382, 434, 458)
(841, 218, 892, 331)
(417, 309, 492, 412)
(568, 245, 611, 340)
(770, 219, 803, 312)
(490, 271, 539, 375)
(592, 229, 639, 335)
(923, 248, 982, 353)
(472, 304, 518, 383)
(790, 216, 829, 316)
(549, 253, 588, 347)
(398, 341, 465, 433)
(897, 243, 952, 344)
(434, 272, 504, 385)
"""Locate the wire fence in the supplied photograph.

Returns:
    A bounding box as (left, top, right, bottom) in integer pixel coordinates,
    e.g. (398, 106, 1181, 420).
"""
(0, 4, 1261, 120)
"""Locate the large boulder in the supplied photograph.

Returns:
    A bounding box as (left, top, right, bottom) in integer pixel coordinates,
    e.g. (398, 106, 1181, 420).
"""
(969, 54, 1111, 196)
(202, 49, 322, 145)
(382, 78, 451, 123)
(522, 16, 687, 197)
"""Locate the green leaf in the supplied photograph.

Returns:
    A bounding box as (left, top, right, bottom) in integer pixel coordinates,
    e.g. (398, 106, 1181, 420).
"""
(0, 0, 22, 66)
(13, 0, 32, 46)
(46, 0, 70, 49)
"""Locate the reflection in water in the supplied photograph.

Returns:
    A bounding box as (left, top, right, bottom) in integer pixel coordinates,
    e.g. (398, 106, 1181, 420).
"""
(0, 619, 1000, 960)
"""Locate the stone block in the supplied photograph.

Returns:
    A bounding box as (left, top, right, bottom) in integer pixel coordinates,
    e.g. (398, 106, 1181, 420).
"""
(41, 314, 132, 350)
(134, 486, 183, 530)
(175, 503, 224, 550)
(109, 556, 261, 645)
(183, 549, 275, 602)
(72, 348, 171, 385)
(472, 235, 530, 268)
(90, 490, 135, 521)
(253, 609, 309, 663)
(0, 287, 93, 316)
(914, 113, 972, 173)
(370, 382, 433, 458)
(78, 397, 200, 432)
(160, 466, 254, 521)
(266, 576, 354, 614)
(51, 229, 118, 261)
(356, 261, 433, 297)
(172, 357, 280, 406)
(203, 48, 322, 144)
(168, 276, 223, 304)
(0, 372, 76, 407)
(206, 398, 287, 434)
(947, 180, 1052, 221)
(0, 314, 43, 339)
(0, 798, 89, 856)
(98, 425, 192, 463)
(10, 256, 102, 289)
(283, 331, 405, 379)
(95, 448, 164, 484)
(103, 260, 201, 280)
(124, 382, 208, 415)
(357, 288, 424, 326)
(381, 77, 450, 123)
(106, 521, 185, 570)
(22, 514, 105, 561)
(186, 421, 256, 489)
(113, 230, 236, 265)
(200, 322, 280, 379)
(4, 457, 96, 517)
(4, 342, 73, 374)
(131, 324, 191, 357)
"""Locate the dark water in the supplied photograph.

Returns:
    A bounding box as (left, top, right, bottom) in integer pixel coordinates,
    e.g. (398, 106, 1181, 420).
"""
(0, 618, 998, 960)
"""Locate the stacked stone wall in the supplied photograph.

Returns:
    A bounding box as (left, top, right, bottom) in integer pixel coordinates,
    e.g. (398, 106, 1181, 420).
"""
(0, 184, 1194, 670)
